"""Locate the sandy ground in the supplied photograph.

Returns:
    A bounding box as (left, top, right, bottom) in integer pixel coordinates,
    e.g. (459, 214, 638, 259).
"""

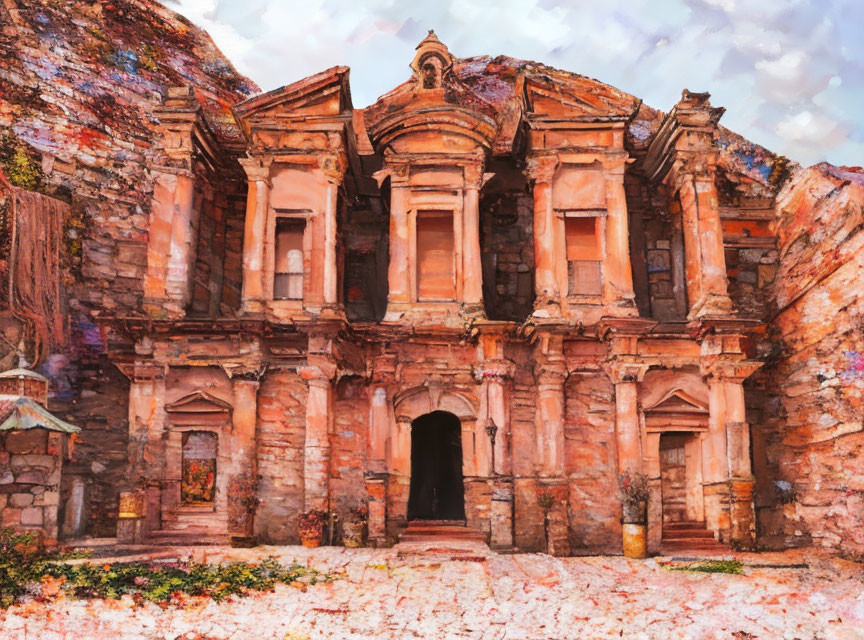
(1, 542, 863, 640)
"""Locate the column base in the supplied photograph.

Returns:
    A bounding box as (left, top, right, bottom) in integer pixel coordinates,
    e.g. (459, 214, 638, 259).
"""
(364, 474, 388, 547)
(490, 477, 514, 549)
(729, 479, 756, 550)
(688, 292, 733, 320)
(538, 478, 570, 557)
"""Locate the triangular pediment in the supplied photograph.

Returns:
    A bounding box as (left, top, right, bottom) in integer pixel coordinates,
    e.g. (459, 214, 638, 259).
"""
(523, 75, 638, 122)
(233, 66, 352, 138)
(165, 390, 232, 414)
(644, 390, 709, 414)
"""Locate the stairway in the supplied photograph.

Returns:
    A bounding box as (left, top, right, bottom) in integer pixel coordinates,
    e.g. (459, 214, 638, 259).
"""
(661, 520, 728, 552)
(395, 520, 491, 559)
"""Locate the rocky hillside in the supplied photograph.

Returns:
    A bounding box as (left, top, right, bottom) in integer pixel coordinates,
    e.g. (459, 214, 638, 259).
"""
(0, 0, 256, 536)
(758, 163, 864, 558)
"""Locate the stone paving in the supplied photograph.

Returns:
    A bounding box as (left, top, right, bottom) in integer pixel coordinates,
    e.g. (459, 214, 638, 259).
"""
(1, 543, 863, 640)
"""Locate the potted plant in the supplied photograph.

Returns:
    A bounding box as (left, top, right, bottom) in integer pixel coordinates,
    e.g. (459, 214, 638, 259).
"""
(298, 509, 326, 548)
(227, 473, 259, 548)
(617, 470, 649, 559)
(341, 504, 368, 548)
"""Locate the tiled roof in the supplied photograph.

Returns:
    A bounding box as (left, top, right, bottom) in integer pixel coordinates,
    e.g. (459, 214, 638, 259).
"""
(0, 394, 79, 433)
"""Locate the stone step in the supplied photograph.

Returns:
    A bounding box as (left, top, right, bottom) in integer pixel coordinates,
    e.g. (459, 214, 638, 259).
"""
(146, 530, 228, 546)
(662, 528, 716, 539)
(664, 520, 707, 530)
(661, 538, 727, 550)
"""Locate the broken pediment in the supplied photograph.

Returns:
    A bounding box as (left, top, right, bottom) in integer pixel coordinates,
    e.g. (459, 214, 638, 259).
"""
(233, 66, 353, 142)
(523, 75, 639, 122)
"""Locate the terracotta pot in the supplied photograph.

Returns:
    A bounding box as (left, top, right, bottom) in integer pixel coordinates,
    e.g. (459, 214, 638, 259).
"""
(300, 532, 322, 548)
(341, 521, 366, 548)
(622, 523, 647, 559)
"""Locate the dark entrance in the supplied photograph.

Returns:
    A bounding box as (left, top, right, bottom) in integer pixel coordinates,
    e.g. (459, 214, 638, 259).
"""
(407, 411, 465, 520)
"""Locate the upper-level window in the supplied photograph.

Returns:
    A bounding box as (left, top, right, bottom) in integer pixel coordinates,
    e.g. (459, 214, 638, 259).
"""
(274, 218, 304, 300)
(417, 210, 456, 301)
(565, 216, 602, 296)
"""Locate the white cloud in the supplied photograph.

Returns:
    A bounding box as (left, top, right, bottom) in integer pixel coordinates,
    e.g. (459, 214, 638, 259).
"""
(163, 0, 863, 166)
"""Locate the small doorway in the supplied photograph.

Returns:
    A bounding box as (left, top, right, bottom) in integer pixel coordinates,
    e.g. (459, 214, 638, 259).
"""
(659, 432, 704, 523)
(407, 411, 465, 520)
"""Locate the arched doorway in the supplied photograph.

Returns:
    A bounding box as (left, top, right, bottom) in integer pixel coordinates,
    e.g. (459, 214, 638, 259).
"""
(407, 411, 465, 521)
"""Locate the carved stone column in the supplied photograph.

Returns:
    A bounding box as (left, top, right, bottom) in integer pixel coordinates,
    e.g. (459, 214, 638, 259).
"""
(533, 335, 566, 478)
(462, 162, 486, 316)
(320, 153, 346, 312)
(701, 356, 762, 546)
(525, 155, 561, 315)
(379, 162, 411, 320)
(230, 373, 259, 536)
(476, 351, 515, 549)
(299, 342, 336, 512)
(605, 360, 649, 475)
(238, 156, 273, 314)
(601, 155, 636, 310)
(676, 167, 732, 318)
(143, 88, 203, 318)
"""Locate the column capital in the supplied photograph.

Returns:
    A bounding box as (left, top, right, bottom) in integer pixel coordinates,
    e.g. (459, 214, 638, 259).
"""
(373, 158, 411, 187)
(599, 152, 631, 175)
(238, 155, 273, 184)
(130, 362, 166, 383)
(473, 359, 515, 382)
(298, 362, 337, 385)
(463, 161, 493, 190)
(534, 360, 567, 386)
(603, 359, 650, 384)
(318, 152, 348, 184)
(524, 154, 559, 184)
(700, 357, 762, 383)
(231, 370, 262, 386)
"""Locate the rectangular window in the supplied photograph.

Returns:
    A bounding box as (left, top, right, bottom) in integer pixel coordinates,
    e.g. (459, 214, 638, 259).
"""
(416, 211, 456, 301)
(274, 218, 305, 300)
(565, 216, 602, 295)
(181, 431, 217, 504)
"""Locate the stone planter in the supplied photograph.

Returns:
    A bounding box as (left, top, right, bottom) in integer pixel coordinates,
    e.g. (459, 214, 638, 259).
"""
(622, 523, 647, 558)
(341, 521, 366, 548)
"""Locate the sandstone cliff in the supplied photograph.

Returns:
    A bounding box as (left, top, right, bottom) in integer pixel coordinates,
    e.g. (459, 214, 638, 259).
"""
(756, 163, 864, 557)
(0, 0, 256, 535)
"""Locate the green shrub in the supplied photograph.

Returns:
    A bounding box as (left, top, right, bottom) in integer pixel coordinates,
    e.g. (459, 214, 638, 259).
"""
(671, 559, 743, 574)
(0, 527, 326, 607)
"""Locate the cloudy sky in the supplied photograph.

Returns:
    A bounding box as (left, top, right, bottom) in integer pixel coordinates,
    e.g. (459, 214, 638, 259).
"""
(164, 0, 862, 167)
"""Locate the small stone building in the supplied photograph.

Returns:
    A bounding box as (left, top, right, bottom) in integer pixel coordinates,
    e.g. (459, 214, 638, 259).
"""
(103, 33, 779, 554)
(0, 368, 79, 541)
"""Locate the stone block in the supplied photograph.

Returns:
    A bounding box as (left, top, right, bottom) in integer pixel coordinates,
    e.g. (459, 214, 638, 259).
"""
(2, 507, 22, 527)
(9, 493, 33, 507)
(21, 507, 44, 526)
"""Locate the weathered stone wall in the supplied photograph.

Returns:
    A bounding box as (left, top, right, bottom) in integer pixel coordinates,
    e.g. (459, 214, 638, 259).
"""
(564, 371, 620, 554)
(256, 370, 307, 544)
(757, 164, 864, 557)
(0, 428, 65, 539)
(481, 163, 534, 321)
(331, 376, 370, 515)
